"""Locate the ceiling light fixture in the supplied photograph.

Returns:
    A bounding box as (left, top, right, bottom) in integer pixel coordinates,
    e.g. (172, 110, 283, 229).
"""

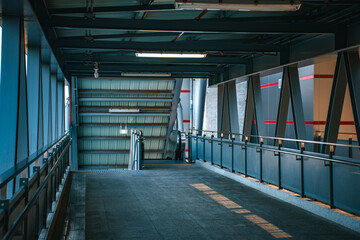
(135, 52, 207, 58)
(94, 62, 99, 78)
(109, 108, 140, 113)
(121, 72, 172, 77)
(175, 0, 301, 11)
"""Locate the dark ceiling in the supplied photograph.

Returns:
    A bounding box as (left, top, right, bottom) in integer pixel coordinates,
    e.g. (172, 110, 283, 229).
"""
(26, 0, 360, 79)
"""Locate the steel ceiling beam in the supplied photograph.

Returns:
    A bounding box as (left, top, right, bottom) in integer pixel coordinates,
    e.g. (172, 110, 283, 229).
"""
(79, 123, 169, 127)
(79, 113, 171, 116)
(78, 97, 173, 102)
(78, 89, 173, 94)
(66, 64, 222, 73)
(55, 39, 282, 52)
(62, 54, 249, 65)
(48, 4, 176, 14)
(50, 16, 339, 34)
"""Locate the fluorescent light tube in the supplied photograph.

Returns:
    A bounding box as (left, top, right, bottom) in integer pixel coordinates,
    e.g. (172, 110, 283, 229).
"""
(109, 108, 140, 113)
(175, 0, 301, 11)
(121, 72, 172, 77)
(135, 52, 207, 58)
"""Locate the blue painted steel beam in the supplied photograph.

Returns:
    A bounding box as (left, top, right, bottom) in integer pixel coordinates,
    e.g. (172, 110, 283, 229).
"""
(50, 16, 340, 34)
(62, 54, 249, 65)
(27, 47, 41, 155)
(66, 64, 221, 73)
(55, 39, 283, 52)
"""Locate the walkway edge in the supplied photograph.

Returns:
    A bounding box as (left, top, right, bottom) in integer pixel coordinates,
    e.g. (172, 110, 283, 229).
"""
(196, 160, 360, 234)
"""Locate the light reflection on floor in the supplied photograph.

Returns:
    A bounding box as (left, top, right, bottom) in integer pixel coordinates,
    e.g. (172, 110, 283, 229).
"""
(190, 183, 292, 239)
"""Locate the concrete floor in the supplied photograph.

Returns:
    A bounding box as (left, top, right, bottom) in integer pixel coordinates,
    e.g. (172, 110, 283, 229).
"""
(77, 164, 359, 240)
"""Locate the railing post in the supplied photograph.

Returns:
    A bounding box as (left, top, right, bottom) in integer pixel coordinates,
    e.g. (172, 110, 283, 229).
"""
(329, 145, 335, 209)
(0, 199, 9, 236)
(220, 133, 223, 168)
(348, 137, 352, 158)
(259, 137, 263, 182)
(231, 134, 235, 172)
(33, 166, 40, 237)
(42, 157, 48, 227)
(278, 140, 282, 189)
(211, 132, 214, 165)
(20, 178, 29, 240)
(244, 136, 248, 177)
(203, 132, 206, 162)
(300, 142, 305, 197)
(195, 131, 198, 161)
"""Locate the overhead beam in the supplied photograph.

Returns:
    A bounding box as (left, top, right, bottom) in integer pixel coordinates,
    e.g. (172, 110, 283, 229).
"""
(78, 89, 173, 94)
(79, 123, 168, 127)
(79, 113, 171, 116)
(66, 64, 222, 73)
(62, 54, 249, 65)
(50, 16, 339, 34)
(78, 97, 172, 102)
(55, 40, 282, 52)
(48, 4, 176, 14)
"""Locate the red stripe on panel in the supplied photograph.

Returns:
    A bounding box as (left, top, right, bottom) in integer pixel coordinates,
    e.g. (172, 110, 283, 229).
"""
(183, 120, 190, 123)
(181, 90, 190, 93)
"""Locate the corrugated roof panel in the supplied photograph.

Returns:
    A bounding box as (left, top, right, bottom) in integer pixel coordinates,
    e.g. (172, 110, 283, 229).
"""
(78, 126, 167, 137)
(79, 101, 172, 107)
(78, 79, 175, 91)
(79, 115, 169, 124)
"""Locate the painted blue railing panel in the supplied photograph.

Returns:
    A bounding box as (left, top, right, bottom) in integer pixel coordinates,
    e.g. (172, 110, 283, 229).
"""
(198, 138, 204, 160)
(262, 150, 279, 185)
(303, 157, 330, 204)
(191, 138, 197, 160)
(190, 135, 360, 214)
(222, 141, 233, 169)
(280, 153, 301, 193)
(204, 138, 212, 162)
(213, 141, 221, 165)
(333, 163, 360, 215)
(247, 147, 260, 179)
(234, 145, 245, 173)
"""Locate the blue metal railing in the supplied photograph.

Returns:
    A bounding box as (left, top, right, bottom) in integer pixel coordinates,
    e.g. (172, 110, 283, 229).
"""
(0, 132, 72, 239)
(189, 129, 360, 216)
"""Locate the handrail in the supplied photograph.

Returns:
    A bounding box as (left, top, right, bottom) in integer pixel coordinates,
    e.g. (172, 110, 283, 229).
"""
(190, 129, 360, 149)
(0, 131, 70, 189)
(2, 139, 72, 240)
(190, 134, 360, 167)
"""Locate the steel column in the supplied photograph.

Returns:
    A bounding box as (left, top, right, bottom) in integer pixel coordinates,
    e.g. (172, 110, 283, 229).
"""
(194, 78, 207, 131)
(275, 64, 306, 146)
(243, 75, 264, 140)
(70, 76, 79, 170)
(0, 16, 28, 184)
(344, 52, 360, 145)
(322, 53, 347, 152)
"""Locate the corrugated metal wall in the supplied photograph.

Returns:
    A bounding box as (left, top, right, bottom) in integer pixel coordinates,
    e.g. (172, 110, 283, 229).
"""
(77, 77, 175, 168)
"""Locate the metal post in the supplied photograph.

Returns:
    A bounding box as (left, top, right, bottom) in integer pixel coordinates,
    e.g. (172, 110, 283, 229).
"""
(220, 133, 223, 168)
(211, 132, 214, 165)
(231, 135, 234, 172)
(300, 143, 305, 197)
(329, 145, 335, 208)
(259, 138, 263, 182)
(349, 137, 352, 158)
(244, 137, 248, 177)
(278, 140, 282, 189)
(203, 132, 206, 162)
